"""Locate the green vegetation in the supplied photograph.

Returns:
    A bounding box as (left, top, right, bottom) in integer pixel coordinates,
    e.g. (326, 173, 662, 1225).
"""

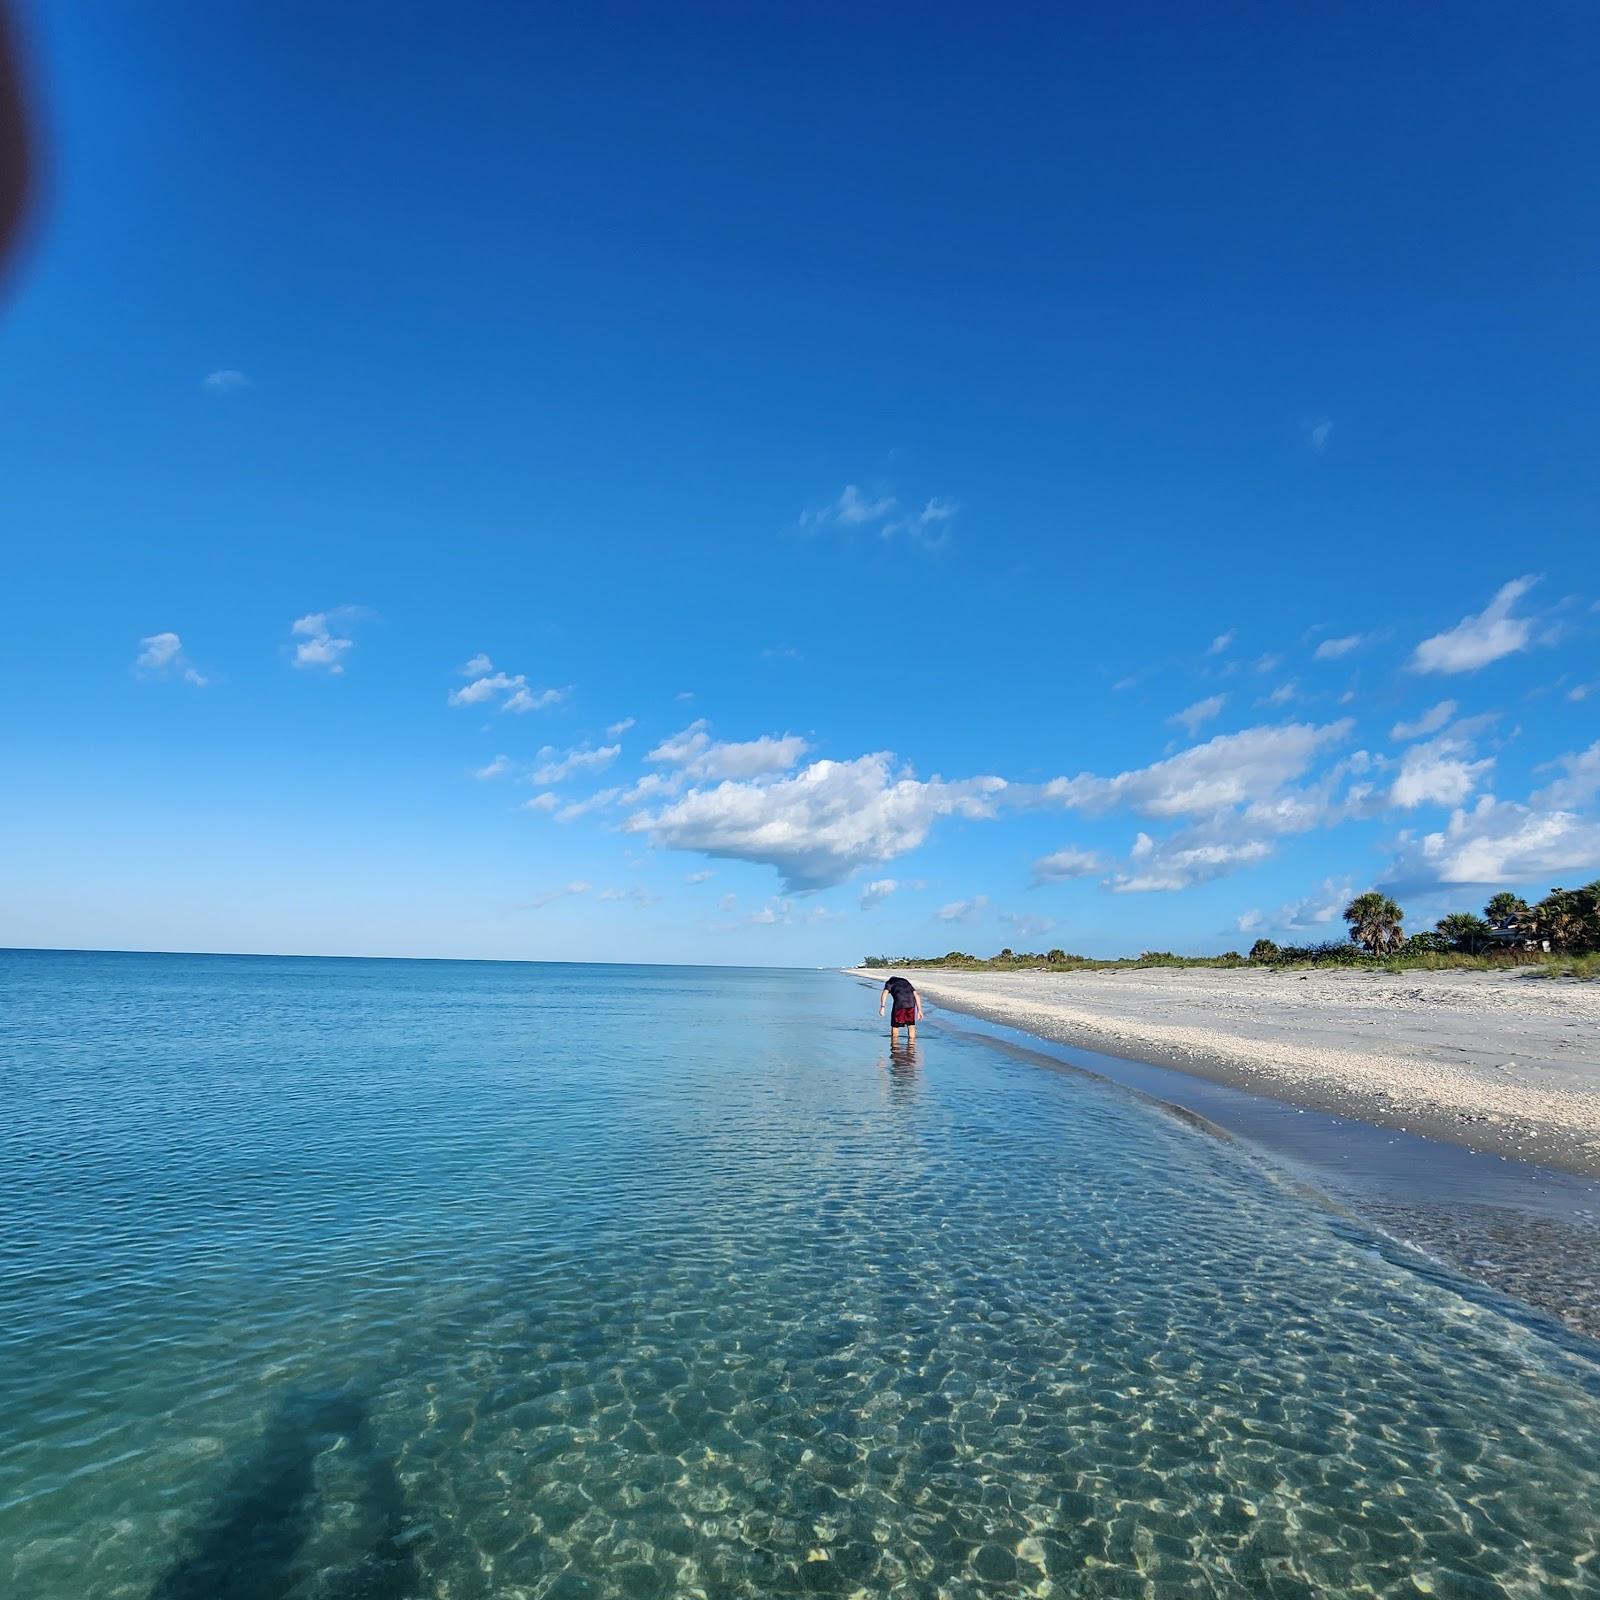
(864, 877, 1600, 977)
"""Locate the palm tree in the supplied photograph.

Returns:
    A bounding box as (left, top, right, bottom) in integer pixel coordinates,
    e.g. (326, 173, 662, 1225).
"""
(1436, 912, 1491, 953)
(1483, 891, 1530, 930)
(1343, 891, 1404, 954)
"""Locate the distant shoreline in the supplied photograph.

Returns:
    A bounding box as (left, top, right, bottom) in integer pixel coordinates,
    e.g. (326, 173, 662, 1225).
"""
(850, 963, 1600, 1180)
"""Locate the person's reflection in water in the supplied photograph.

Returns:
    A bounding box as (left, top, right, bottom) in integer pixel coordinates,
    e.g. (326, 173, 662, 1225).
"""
(879, 1041, 922, 1105)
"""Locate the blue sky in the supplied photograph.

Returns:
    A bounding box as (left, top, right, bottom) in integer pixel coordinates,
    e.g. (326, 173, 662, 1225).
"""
(3, 2, 1597, 963)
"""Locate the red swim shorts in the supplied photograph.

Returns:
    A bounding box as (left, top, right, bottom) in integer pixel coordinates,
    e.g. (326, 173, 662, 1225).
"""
(892, 1006, 916, 1026)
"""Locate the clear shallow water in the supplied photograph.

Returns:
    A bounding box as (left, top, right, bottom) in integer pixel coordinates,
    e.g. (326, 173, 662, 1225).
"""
(3, 951, 1599, 1600)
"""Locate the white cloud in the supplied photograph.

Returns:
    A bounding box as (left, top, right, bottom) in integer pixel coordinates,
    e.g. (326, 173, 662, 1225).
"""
(1170, 694, 1227, 736)
(1314, 634, 1363, 660)
(801, 484, 897, 529)
(134, 631, 208, 686)
(203, 369, 250, 394)
(524, 792, 560, 813)
(1207, 630, 1236, 656)
(717, 893, 737, 912)
(1030, 846, 1104, 883)
(685, 868, 714, 884)
(555, 786, 622, 823)
(884, 496, 959, 542)
(1306, 418, 1332, 452)
(1243, 877, 1352, 935)
(506, 684, 568, 713)
(529, 743, 621, 786)
(1389, 734, 1494, 809)
(606, 717, 636, 736)
(290, 611, 358, 673)
(1043, 720, 1352, 819)
(1411, 576, 1539, 674)
(1257, 681, 1298, 707)
(1393, 795, 1600, 885)
(999, 911, 1056, 940)
(1110, 835, 1274, 893)
(1569, 683, 1594, 704)
(449, 660, 568, 713)
(1391, 700, 1457, 741)
(859, 878, 899, 908)
(802, 484, 956, 542)
(475, 754, 511, 780)
(647, 719, 810, 780)
(1533, 740, 1600, 810)
(620, 771, 685, 805)
(936, 895, 989, 923)
(528, 880, 591, 908)
(628, 753, 1006, 890)
(1253, 653, 1282, 675)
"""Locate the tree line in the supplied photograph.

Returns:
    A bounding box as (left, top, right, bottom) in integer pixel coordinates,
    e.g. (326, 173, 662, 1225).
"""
(1251, 880, 1600, 964)
(863, 877, 1600, 971)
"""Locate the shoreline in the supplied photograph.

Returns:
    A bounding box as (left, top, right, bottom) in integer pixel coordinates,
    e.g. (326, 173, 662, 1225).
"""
(851, 964, 1600, 1179)
(849, 965, 1600, 1341)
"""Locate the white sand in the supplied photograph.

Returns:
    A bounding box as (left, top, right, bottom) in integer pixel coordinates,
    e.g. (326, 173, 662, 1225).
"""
(853, 966, 1600, 1174)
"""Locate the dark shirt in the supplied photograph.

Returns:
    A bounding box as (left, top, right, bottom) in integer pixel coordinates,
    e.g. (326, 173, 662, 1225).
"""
(883, 976, 916, 1008)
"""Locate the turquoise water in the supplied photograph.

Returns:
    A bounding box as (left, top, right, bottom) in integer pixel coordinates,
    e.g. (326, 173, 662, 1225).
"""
(3, 951, 1599, 1599)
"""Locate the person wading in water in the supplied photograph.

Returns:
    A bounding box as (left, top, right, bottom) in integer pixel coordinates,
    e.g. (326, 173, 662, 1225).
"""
(879, 974, 923, 1045)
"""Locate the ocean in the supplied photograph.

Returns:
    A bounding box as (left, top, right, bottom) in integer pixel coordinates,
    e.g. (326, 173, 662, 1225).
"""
(3, 948, 1599, 1598)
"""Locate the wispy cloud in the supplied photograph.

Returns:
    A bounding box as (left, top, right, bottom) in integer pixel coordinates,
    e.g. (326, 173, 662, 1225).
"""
(935, 895, 989, 923)
(474, 754, 512, 780)
(685, 868, 714, 884)
(1170, 694, 1227, 736)
(1411, 576, 1540, 674)
(134, 631, 208, 686)
(1111, 831, 1274, 893)
(527, 880, 592, 909)
(801, 483, 956, 543)
(291, 608, 366, 674)
(1391, 700, 1457, 741)
(1532, 740, 1600, 810)
(801, 484, 896, 529)
(1256, 681, 1298, 707)
(528, 743, 621, 786)
(1206, 630, 1237, 657)
(884, 497, 959, 544)
(1235, 877, 1351, 936)
(1030, 846, 1103, 883)
(1314, 634, 1364, 661)
(449, 654, 569, 713)
(202, 369, 251, 394)
(647, 720, 810, 780)
(999, 910, 1056, 940)
(1305, 417, 1332, 452)
(554, 787, 622, 823)
(606, 717, 636, 736)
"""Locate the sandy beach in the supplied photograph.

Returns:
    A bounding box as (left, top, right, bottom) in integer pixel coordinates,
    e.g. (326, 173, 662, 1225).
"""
(854, 965, 1600, 1178)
